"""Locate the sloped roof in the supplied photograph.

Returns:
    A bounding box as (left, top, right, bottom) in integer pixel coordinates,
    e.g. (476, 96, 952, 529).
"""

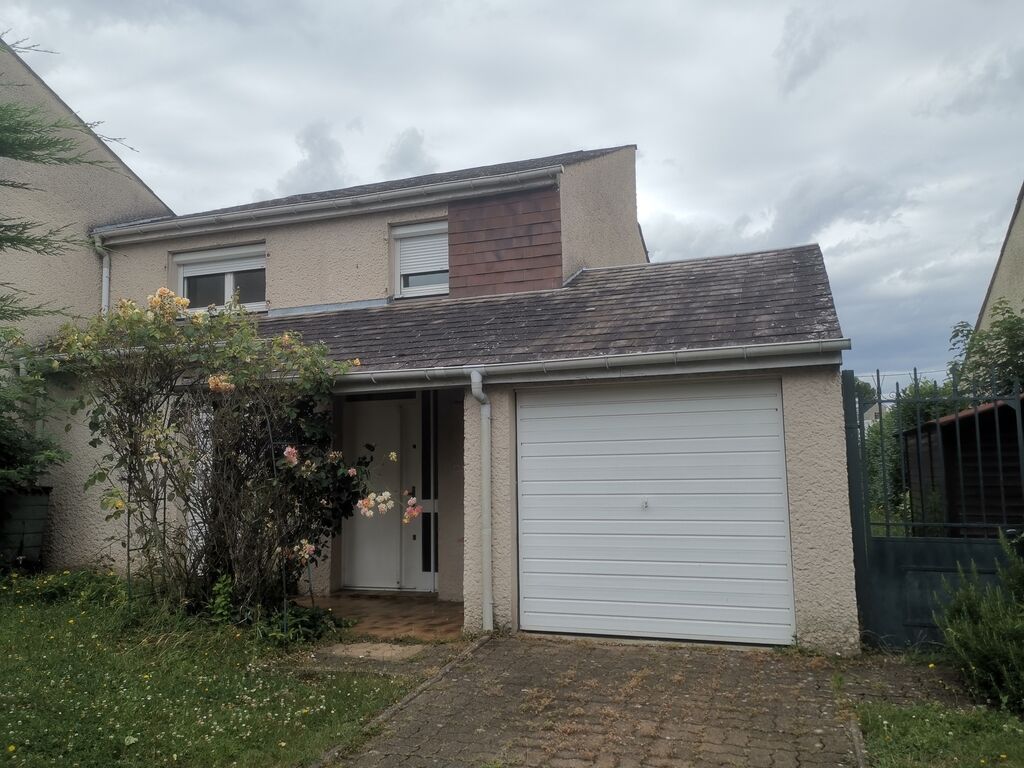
(100, 145, 631, 231)
(976, 178, 1024, 330)
(259, 244, 844, 373)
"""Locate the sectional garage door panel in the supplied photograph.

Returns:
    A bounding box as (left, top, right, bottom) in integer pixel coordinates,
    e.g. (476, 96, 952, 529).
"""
(516, 380, 796, 645)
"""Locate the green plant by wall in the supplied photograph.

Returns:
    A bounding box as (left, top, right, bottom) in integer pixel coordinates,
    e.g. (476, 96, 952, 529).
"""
(0, 289, 67, 496)
(940, 535, 1024, 713)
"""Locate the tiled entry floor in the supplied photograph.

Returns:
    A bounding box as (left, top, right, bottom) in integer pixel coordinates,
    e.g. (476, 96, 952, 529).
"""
(300, 591, 464, 642)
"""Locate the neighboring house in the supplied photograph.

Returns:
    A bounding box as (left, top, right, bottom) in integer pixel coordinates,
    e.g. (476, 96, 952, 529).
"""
(0, 46, 171, 568)
(6, 47, 858, 653)
(977, 180, 1024, 330)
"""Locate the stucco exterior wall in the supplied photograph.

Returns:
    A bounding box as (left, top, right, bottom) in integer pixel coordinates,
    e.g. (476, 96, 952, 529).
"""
(42, 382, 127, 569)
(780, 366, 860, 654)
(978, 186, 1024, 330)
(559, 146, 648, 279)
(462, 386, 517, 630)
(460, 367, 859, 653)
(107, 206, 446, 311)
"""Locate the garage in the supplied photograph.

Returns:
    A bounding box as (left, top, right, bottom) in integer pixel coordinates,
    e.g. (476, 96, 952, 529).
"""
(516, 378, 796, 645)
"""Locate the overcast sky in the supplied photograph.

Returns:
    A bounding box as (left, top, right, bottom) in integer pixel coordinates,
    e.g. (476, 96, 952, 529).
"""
(5, 1, 1024, 378)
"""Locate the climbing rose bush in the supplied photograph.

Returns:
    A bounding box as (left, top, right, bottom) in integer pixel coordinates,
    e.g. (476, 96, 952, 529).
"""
(52, 288, 395, 617)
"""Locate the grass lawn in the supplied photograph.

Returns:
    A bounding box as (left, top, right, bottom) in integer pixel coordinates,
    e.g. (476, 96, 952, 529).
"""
(0, 572, 410, 767)
(859, 701, 1024, 767)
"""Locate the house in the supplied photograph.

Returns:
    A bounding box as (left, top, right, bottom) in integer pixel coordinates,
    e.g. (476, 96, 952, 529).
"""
(977, 180, 1024, 330)
(4, 45, 858, 653)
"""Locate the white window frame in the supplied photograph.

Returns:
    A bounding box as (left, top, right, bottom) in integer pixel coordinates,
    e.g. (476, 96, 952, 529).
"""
(173, 244, 268, 312)
(393, 220, 449, 299)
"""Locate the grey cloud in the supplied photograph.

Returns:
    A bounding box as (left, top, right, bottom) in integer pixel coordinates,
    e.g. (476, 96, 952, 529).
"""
(924, 47, 1024, 116)
(18, 0, 287, 26)
(255, 120, 346, 201)
(646, 169, 908, 261)
(770, 172, 908, 244)
(379, 128, 438, 179)
(774, 7, 854, 94)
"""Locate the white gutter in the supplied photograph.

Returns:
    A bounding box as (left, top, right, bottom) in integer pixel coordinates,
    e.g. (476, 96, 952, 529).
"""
(335, 338, 852, 390)
(469, 370, 494, 632)
(91, 166, 564, 246)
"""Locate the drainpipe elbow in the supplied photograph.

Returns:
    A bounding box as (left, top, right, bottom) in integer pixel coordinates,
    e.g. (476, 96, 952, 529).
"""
(470, 369, 489, 406)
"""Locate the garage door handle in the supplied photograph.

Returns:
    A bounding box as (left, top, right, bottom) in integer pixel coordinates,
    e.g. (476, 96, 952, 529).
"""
(640, 497, 648, 511)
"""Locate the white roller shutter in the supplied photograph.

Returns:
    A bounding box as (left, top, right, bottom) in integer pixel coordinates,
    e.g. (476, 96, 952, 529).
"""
(516, 379, 796, 645)
(398, 233, 447, 274)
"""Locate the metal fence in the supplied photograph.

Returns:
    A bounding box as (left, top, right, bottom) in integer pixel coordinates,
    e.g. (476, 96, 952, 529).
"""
(854, 369, 1024, 540)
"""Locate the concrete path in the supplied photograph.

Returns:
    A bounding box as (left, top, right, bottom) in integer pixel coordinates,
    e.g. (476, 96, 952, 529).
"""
(337, 634, 955, 768)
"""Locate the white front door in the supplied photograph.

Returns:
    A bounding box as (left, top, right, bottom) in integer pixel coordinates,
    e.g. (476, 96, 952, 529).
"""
(342, 400, 403, 589)
(342, 394, 437, 592)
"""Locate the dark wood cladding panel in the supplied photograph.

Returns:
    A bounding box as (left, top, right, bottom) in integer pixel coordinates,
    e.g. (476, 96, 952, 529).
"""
(448, 188, 562, 297)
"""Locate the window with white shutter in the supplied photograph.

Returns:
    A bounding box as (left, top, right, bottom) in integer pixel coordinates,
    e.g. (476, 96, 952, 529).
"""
(393, 221, 449, 298)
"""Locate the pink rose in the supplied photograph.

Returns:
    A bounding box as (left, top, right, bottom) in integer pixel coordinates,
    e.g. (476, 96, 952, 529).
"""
(347, 467, 357, 477)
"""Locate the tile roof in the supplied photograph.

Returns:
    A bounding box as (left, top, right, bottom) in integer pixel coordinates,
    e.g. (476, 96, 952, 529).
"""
(258, 244, 844, 373)
(104, 146, 631, 230)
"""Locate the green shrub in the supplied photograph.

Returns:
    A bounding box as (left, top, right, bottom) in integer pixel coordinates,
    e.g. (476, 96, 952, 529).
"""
(0, 568, 125, 606)
(2, 569, 343, 648)
(247, 602, 340, 645)
(209, 573, 235, 623)
(941, 536, 1024, 712)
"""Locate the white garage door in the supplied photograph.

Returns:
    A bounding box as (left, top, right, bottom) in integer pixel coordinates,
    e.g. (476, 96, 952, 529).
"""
(516, 379, 796, 645)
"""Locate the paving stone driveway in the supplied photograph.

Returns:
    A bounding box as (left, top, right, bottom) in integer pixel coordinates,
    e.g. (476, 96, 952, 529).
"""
(337, 634, 949, 768)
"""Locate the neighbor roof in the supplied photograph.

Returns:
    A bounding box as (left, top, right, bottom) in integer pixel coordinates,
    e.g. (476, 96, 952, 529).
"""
(976, 178, 1024, 330)
(259, 244, 843, 373)
(98, 145, 632, 232)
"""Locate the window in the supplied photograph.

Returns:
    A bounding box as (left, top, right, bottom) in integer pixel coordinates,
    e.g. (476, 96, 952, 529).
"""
(174, 245, 267, 311)
(393, 221, 448, 298)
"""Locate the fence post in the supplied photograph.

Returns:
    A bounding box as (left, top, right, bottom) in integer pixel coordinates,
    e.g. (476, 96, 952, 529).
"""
(842, 371, 869, 617)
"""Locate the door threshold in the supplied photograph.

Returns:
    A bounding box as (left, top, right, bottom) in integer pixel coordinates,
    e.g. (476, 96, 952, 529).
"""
(338, 588, 439, 598)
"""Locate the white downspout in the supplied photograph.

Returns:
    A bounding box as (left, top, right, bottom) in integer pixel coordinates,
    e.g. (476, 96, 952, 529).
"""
(469, 369, 493, 631)
(94, 236, 110, 314)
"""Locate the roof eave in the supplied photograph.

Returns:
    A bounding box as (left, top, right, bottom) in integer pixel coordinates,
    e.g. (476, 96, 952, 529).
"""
(91, 165, 564, 246)
(333, 338, 852, 393)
